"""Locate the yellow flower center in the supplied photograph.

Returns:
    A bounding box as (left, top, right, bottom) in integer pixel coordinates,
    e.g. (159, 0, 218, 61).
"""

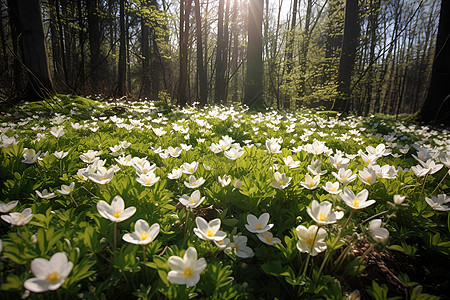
(336, 162, 341, 167)
(189, 168, 194, 173)
(331, 186, 336, 192)
(143, 168, 149, 174)
(46, 271, 60, 284)
(140, 232, 149, 240)
(341, 176, 346, 182)
(192, 182, 196, 186)
(307, 236, 315, 245)
(145, 179, 152, 185)
(278, 180, 284, 186)
(183, 267, 193, 277)
(265, 236, 272, 243)
(217, 240, 223, 245)
(256, 224, 262, 230)
(352, 198, 360, 207)
(190, 199, 196, 204)
(234, 153, 238, 158)
(101, 176, 107, 181)
(309, 181, 315, 187)
(221, 145, 227, 150)
(366, 175, 372, 182)
(18, 216, 25, 220)
(207, 229, 214, 237)
(233, 242, 239, 249)
(318, 212, 327, 222)
(113, 210, 122, 218)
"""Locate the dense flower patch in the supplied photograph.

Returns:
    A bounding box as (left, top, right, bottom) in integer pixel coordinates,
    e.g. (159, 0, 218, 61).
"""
(0, 95, 449, 299)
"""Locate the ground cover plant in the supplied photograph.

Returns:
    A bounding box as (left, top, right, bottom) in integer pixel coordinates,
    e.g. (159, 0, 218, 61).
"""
(0, 95, 449, 299)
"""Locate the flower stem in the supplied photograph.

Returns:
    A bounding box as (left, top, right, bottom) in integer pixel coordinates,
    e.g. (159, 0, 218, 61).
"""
(69, 193, 78, 207)
(341, 209, 355, 231)
(431, 170, 449, 195)
(302, 227, 320, 277)
(419, 173, 429, 197)
(143, 245, 147, 261)
(114, 222, 117, 252)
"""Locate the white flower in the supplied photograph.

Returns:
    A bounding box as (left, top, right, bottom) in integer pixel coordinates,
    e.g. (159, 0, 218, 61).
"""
(168, 168, 183, 179)
(22, 149, 41, 164)
(358, 167, 377, 185)
(214, 237, 230, 250)
(368, 219, 389, 243)
(425, 194, 450, 211)
(393, 195, 406, 205)
(23, 252, 73, 293)
(307, 164, 327, 176)
(193, 217, 227, 241)
(0, 200, 19, 213)
(332, 168, 357, 185)
(80, 150, 102, 163)
(265, 138, 282, 154)
(366, 144, 390, 157)
(218, 175, 231, 187)
(50, 127, 65, 138)
(245, 213, 274, 233)
(301, 174, 321, 190)
(115, 154, 133, 166)
(152, 127, 166, 137)
(167, 146, 182, 158)
(181, 162, 199, 174)
(329, 153, 350, 169)
(97, 195, 136, 223)
(296, 225, 327, 256)
(233, 179, 242, 190)
(122, 220, 160, 245)
(134, 161, 157, 176)
(270, 172, 291, 190)
(56, 182, 75, 195)
(224, 148, 245, 160)
(226, 235, 254, 258)
(35, 189, 57, 199)
(257, 231, 281, 245)
(136, 172, 160, 187)
(184, 175, 205, 189)
(283, 156, 301, 169)
(358, 150, 379, 165)
(85, 166, 115, 185)
(52, 151, 68, 159)
(339, 187, 376, 210)
(167, 247, 206, 288)
(1, 208, 33, 226)
(322, 182, 342, 194)
(306, 200, 344, 225)
(179, 190, 205, 209)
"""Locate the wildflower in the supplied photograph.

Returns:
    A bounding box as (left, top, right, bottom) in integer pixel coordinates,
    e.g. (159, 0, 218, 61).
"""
(79, 150, 102, 163)
(306, 200, 344, 225)
(181, 161, 199, 174)
(1, 208, 33, 226)
(233, 179, 242, 190)
(167, 146, 182, 158)
(270, 172, 291, 190)
(134, 161, 157, 176)
(168, 168, 183, 179)
(218, 175, 231, 187)
(56, 182, 75, 195)
(22, 149, 41, 164)
(295, 225, 327, 256)
(245, 213, 274, 233)
(283, 156, 301, 169)
(136, 172, 160, 187)
(257, 231, 281, 245)
(123, 220, 160, 245)
(167, 247, 206, 288)
(214, 237, 230, 250)
(329, 153, 350, 169)
(179, 190, 205, 209)
(226, 235, 254, 258)
(184, 175, 205, 189)
(265, 138, 282, 154)
(53, 151, 68, 159)
(50, 127, 65, 138)
(332, 168, 357, 185)
(23, 252, 73, 293)
(368, 219, 389, 244)
(193, 217, 227, 241)
(425, 194, 450, 211)
(322, 181, 342, 194)
(85, 167, 115, 185)
(224, 147, 245, 160)
(340, 187, 376, 210)
(366, 144, 390, 157)
(301, 174, 321, 190)
(35, 189, 57, 199)
(115, 154, 133, 166)
(152, 127, 166, 137)
(97, 195, 136, 223)
(393, 195, 406, 205)
(358, 167, 377, 185)
(0, 200, 18, 213)
(358, 150, 379, 165)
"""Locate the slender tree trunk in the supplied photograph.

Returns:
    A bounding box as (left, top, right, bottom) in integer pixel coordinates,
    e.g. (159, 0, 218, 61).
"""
(215, 0, 225, 103)
(333, 0, 359, 112)
(284, 0, 298, 110)
(244, 0, 264, 108)
(178, 0, 191, 106)
(87, 0, 102, 93)
(76, 0, 85, 91)
(117, 0, 127, 95)
(194, 0, 207, 106)
(56, 0, 69, 87)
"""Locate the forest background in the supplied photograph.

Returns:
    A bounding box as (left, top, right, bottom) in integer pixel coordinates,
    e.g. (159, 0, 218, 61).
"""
(0, 0, 449, 123)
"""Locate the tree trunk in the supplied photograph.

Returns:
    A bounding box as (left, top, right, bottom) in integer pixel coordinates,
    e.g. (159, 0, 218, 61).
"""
(419, 0, 450, 125)
(87, 0, 102, 93)
(284, 0, 298, 110)
(244, 0, 264, 109)
(178, 0, 191, 106)
(141, 1, 151, 98)
(333, 0, 359, 112)
(215, 0, 225, 104)
(8, 0, 54, 101)
(49, 0, 63, 85)
(194, 0, 207, 106)
(117, 0, 127, 95)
